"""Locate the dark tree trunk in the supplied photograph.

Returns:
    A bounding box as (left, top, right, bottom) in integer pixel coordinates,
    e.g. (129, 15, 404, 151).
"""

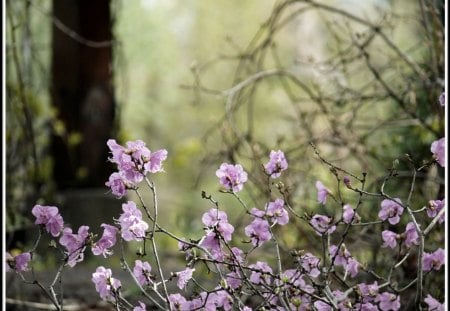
(50, 0, 116, 189)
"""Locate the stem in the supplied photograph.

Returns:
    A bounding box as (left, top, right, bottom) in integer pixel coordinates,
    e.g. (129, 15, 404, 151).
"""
(144, 177, 170, 307)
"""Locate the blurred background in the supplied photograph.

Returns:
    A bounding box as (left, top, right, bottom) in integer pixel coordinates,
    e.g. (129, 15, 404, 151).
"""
(4, 0, 445, 309)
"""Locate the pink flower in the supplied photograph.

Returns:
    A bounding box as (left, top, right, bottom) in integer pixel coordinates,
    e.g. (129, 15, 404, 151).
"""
(226, 271, 242, 289)
(203, 290, 233, 311)
(216, 163, 248, 192)
(358, 281, 379, 303)
(59, 226, 90, 267)
(422, 248, 445, 272)
(342, 204, 360, 224)
(316, 181, 330, 204)
(92, 266, 121, 300)
(176, 267, 195, 290)
(118, 201, 148, 241)
(105, 172, 129, 198)
(424, 294, 445, 311)
(310, 214, 336, 235)
(200, 231, 224, 260)
(299, 252, 321, 278)
(201, 208, 234, 241)
(31, 205, 64, 237)
(266, 199, 289, 225)
(378, 198, 404, 225)
(343, 175, 352, 188)
(245, 218, 271, 246)
(106, 139, 168, 183)
(200, 209, 234, 260)
(168, 293, 188, 310)
(403, 222, 419, 248)
(264, 150, 288, 178)
(438, 92, 445, 106)
(381, 230, 398, 249)
(133, 301, 146, 311)
(249, 261, 273, 284)
(346, 258, 360, 278)
(427, 199, 445, 224)
(375, 292, 400, 311)
(354, 302, 378, 310)
(145, 149, 168, 173)
(133, 260, 152, 286)
(6, 252, 31, 272)
(92, 224, 118, 257)
(431, 137, 445, 167)
(314, 301, 333, 311)
(330, 244, 360, 278)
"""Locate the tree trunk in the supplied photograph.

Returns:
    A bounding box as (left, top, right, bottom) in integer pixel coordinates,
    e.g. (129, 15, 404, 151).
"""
(50, 0, 116, 189)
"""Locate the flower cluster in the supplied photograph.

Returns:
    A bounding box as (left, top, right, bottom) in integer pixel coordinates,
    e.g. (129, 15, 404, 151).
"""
(105, 139, 168, 198)
(118, 201, 149, 242)
(200, 208, 234, 260)
(32, 205, 64, 237)
(6, 133, 446, 311)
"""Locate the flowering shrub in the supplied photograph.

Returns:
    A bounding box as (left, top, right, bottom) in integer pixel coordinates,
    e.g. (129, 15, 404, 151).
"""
(5, 94, 446, 311)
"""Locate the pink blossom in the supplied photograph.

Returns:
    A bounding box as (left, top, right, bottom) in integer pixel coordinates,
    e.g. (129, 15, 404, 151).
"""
(358, 281, 379, 303)
(427, 199, 445, 224)
(354, 302, 378, 310)
(375, 292, 400, 311)
(92, 224, 118, 257)
(15, 253, 32, 272)
(105, 172, 129, 198)
(92, 266, 121, 300)
(106, 139, 168, 183)
(378, 198, 404, 225)
(31, 205, 64, 237)
(266, 199, 289, 225)
(118, 201, 148, 241)
(6, 252, 31, 272)
(200, 231, 224, 260)
(264, 150, 288, 178)
(133, 301, 146, 311)
(204, 290, 233, 311)
(59, 226, 90, 267)
(201, 208, 234, 241)
(346, 258, 360, 278)
(431, 137, 445, 167)
(299, 252, 321, 278)
(245, 218, 271, 246)
(249, 261, 273, 284)
(176, 267, 195, 290)
(310, 214, 336, 235)
(133, 260, 152, 286)
(145, 149, 168, 173)
(330, 244, 360, 278)
(229, 247, 244, 264)
(314, 301, 333, 311)
(422, 248, 445, 272)
(381, 230, 398, 249)
(403, 222, 419, 248)
(424, 294, 445, 311)
(342, 204, 360, 224)
(343, 175, 352, 188)
(226, 271, 242, 289)
(438, 92, 445, 106)
(168, 293, 188, 310)
(316, 181, 330, 204)
(216, 163, 248, 192)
